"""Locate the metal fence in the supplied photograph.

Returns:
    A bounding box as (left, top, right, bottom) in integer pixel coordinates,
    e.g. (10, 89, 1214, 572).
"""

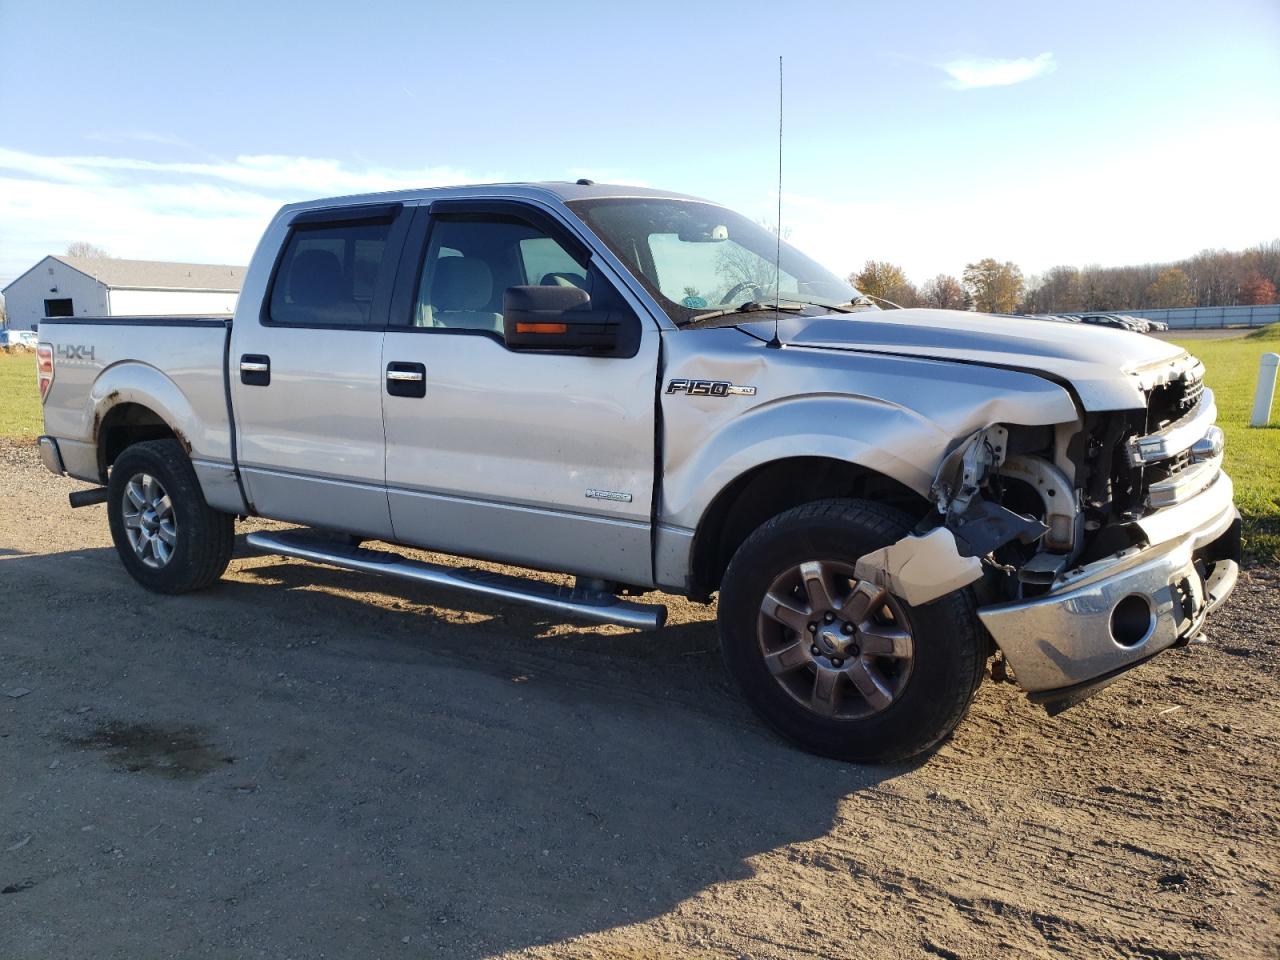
(1114, 304, 1280, 330)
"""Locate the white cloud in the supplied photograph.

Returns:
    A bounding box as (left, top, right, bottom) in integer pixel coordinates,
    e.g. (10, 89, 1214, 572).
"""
(939, 52, 1057, 90)
(85, 130, 195, 148)
(0, 148, 489, 282)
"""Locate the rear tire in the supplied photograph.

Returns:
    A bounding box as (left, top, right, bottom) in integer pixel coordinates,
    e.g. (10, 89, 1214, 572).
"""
(106, 439, 234, 594)
(718, 498, 986, 763)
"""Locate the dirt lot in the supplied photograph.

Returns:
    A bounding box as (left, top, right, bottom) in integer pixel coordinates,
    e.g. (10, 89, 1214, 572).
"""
(1, 439, 1277, 960)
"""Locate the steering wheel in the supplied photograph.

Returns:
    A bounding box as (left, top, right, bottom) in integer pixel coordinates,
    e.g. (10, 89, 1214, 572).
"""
(719, 281, 763, 305)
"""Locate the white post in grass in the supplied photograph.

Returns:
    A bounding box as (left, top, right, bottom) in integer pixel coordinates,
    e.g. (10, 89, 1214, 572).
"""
(1251, 352, 1279, 427)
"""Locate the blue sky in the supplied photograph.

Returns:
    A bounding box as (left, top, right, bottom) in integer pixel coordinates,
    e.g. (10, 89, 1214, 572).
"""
(2, 0, 1278, 287)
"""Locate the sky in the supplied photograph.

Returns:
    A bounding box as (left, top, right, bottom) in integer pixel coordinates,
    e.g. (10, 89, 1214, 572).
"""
(1, 0, 1278, 289)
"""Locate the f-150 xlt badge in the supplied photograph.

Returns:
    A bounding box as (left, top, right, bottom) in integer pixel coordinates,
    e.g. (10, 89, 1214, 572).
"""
(665, 379, 756, 397)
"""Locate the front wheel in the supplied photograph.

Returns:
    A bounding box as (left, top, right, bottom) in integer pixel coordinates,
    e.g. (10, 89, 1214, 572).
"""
(718, 498, 986, 763)
(106, 439, 235, 594)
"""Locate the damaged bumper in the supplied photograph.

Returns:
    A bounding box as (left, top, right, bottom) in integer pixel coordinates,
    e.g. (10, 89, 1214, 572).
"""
(977, 473, 1240, 712)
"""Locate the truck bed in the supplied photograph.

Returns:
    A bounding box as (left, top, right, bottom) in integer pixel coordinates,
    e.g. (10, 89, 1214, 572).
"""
(37, 316, 243, 512)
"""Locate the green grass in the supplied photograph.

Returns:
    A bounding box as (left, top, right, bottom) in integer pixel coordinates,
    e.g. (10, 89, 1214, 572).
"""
(1172, 323, 1280, 563)
(2, 326, 1276, 559)
(0, 350, 42, 439)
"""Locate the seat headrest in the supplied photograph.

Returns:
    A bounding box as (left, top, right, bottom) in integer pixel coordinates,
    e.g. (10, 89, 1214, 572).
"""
(432, 258, 493, 311)
(540, 271, 589, 290)
(289, 249, 345, 307)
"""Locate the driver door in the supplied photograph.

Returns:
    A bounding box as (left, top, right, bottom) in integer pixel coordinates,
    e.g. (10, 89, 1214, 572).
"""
(380, 200, 661, 585)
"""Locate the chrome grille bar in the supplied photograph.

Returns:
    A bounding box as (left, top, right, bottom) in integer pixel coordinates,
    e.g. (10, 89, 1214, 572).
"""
(1127, 389, 1217, 466)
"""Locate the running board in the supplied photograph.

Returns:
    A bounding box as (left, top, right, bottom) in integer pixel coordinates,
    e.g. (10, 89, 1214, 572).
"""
(245, 530, 667, 631)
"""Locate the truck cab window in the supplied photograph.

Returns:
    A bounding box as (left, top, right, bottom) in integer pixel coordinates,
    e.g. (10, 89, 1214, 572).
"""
(269, 221, 391, 327)
(413, 217, 592, 333)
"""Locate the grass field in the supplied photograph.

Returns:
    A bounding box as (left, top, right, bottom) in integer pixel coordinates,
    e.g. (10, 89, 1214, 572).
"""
(0, 348, 42, 438)
(1, 326, 1276, 558)
(1172, 324, 1280, 561)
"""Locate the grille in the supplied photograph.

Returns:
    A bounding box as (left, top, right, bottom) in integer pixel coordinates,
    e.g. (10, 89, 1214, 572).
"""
(1144, 448, 1194, 487)
(1110, 369, 1207, 516)
(1147, 373, 1204, 431)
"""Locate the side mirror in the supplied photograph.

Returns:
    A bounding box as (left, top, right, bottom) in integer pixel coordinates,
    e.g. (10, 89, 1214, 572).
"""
(502, 285, 619, 353)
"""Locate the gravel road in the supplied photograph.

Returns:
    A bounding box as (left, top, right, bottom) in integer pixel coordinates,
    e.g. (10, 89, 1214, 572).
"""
(1, 439, 1277, 959)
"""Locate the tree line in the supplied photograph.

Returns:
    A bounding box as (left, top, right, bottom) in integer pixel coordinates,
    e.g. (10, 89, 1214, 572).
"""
(850, 239, 1280, 314)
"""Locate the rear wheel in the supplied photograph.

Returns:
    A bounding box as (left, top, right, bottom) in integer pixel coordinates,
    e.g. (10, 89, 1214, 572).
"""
(718, 498, 986, 763)
(106, 439, 234, 594)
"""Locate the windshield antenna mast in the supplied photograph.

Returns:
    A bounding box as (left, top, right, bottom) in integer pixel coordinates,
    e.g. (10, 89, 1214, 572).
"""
(768, 55, 784, 349)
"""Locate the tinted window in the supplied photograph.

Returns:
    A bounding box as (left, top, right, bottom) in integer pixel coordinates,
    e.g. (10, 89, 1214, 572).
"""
(269, 221, 392, 326)
(518, 237, 588, 290)
(413, 217, 592, 333)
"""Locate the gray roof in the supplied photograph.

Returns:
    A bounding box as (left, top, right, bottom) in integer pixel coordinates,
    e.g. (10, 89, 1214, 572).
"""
(279, 180, 710, 220)
(54, 256, 246, 292)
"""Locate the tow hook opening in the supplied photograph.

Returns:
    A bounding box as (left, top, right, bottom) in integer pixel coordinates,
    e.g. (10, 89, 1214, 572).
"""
(1109, 594, 1155, 647)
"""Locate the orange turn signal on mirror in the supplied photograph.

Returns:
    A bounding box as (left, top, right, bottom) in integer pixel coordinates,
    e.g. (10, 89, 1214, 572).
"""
(515, 322, 567, 334)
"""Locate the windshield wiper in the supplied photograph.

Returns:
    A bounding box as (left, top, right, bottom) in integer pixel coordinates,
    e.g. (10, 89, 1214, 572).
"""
(688, 300, 810, 324)
(792, 299, 857, 314)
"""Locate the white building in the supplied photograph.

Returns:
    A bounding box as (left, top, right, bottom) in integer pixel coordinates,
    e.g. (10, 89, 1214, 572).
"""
(1, 256, 246, 329)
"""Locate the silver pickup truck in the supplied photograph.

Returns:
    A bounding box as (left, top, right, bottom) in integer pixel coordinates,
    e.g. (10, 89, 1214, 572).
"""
(35, 181, 1239, 762)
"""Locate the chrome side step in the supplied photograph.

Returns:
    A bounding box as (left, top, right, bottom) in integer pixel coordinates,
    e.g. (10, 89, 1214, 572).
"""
(245, 530, 667, 631)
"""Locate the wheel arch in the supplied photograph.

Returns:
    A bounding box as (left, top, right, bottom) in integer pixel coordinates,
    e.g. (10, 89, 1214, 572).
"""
(89, 362, 199, 481)
(687, 456, 931, 599)
(97, 401, 180, 479)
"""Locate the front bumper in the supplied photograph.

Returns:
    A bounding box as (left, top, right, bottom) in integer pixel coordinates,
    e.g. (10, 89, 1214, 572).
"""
(978, 473, 1240, 708)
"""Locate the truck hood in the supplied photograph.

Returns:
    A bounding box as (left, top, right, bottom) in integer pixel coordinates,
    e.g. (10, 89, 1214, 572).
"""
(740, 308, 1192, 412)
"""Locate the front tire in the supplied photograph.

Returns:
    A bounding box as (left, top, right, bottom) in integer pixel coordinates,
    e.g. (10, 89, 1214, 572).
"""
(106, 439, 234, 594)
(718, 498, 986, 763)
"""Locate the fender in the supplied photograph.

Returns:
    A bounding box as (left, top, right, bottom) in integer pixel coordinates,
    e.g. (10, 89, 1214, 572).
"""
(89, 361, 216, 456)
(88, 361, 244, 514)
(662, 393, 952, 533)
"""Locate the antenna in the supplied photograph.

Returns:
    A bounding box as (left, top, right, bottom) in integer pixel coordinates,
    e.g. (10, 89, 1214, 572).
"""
(768, 55, 783, 349)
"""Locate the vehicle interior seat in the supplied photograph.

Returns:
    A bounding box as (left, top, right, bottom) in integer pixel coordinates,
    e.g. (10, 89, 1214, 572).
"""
(540, 271, 591, 291)
(422, 257, 503, 332)
(284, 249, 368, 325)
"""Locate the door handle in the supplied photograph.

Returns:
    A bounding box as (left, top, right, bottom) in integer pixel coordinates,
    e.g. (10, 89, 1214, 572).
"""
(386, 361, 426, 398)
(240, 354, 270, 386)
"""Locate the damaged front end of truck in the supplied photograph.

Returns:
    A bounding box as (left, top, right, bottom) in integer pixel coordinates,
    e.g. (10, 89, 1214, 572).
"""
(856, 356, 1241, 714)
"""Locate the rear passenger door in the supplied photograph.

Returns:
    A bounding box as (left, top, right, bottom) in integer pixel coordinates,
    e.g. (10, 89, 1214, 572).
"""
(231, 203, 409, 538)
(380, 200, 660, 585)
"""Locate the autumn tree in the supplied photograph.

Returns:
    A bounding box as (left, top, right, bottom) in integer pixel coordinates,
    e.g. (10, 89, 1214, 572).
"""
(1239, 273, 1277, 305)
(842, 238, 1278, 314)
(920, 274, 967, 310)
(1145, 267, 1194, 309)
(1023, 265, 1083, 313)
(65, 241, 111, 259)
(849, 260, 918, 307)
(963, 258, 1024, 314)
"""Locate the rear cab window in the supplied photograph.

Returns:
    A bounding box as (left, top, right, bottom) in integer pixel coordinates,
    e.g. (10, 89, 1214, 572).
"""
(267, 206, 404, 327)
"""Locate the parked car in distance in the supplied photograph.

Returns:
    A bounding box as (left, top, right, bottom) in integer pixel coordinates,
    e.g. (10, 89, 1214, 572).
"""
(1, 329, 38, 347)
(33, 181, 1239, 763)
(1024, 313, 1081, 324)
(1069, 313, 1160, 334)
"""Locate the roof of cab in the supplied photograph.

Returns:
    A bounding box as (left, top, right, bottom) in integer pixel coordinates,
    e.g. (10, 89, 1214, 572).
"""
(277, 181, 710, 217)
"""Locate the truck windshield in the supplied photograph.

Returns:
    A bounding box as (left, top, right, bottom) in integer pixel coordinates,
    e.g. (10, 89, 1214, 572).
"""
(566, 197, 860, 326)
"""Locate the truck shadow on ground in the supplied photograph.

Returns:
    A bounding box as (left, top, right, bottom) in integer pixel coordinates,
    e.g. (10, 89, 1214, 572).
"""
(6, 542, 919, 958)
